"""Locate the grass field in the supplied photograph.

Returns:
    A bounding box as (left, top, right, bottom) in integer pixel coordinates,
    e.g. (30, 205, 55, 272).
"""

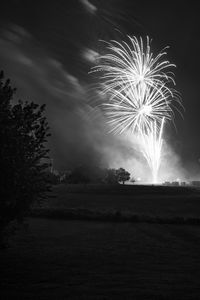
(1, 184, 200, 299)
(45, 184, 200, 218)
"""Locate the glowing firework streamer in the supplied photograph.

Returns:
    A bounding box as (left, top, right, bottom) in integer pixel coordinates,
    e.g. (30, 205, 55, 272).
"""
(101, 84, 172, 134)
(92, 36, 176, 97)
(140, 118, 165, 183)
(91, 36, 180, 183)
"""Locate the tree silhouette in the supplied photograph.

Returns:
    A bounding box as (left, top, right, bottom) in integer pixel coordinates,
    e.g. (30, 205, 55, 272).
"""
(116, 168, 130, 184)
(0, 71, 50, 234)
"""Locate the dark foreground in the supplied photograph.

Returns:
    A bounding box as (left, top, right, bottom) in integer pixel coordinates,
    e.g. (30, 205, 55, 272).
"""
(1, 184, 200, 299)
(1, 218, 200, 299)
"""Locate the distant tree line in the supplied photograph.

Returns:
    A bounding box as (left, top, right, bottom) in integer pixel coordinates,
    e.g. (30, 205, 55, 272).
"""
(49, 165, 131, 185)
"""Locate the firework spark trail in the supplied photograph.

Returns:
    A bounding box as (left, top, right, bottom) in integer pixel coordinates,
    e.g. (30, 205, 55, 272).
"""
(140, 118, 165, 183)
(102, 84, 172, 134)
(93, 36, 176, 97)
(91, 36, 181, 183)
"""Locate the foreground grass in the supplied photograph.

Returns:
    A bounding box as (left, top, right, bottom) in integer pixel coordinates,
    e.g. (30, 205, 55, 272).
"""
(31, 206, 200, 226)
(1, 218, 200, 299)
(43, 184, 200, 218)
(2, 184, 200, 299)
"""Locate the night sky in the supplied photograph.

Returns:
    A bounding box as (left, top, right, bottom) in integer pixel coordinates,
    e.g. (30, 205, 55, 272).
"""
(0, 0, 200, 181)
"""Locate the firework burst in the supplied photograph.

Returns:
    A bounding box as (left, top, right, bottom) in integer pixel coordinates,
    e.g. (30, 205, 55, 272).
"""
(91, 36, 181, 183)
(92, 36, 176, 95)
(102, 84, 173, 134)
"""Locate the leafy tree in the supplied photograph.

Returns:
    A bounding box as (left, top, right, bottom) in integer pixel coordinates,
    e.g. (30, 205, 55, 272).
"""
(67, 166, 90, 184)
(64, 165, 107, 184)
(116, 168, 130, 184)
(0, 71, 50, 235)
(104, 168, 118, 184)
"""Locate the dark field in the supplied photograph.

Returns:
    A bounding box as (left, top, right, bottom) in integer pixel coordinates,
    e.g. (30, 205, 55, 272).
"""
(46, 184, 200, 218)
(1, 184, 200, 299)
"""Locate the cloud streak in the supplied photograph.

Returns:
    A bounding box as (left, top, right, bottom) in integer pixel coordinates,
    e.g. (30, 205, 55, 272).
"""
(0, 24, 142, 175)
